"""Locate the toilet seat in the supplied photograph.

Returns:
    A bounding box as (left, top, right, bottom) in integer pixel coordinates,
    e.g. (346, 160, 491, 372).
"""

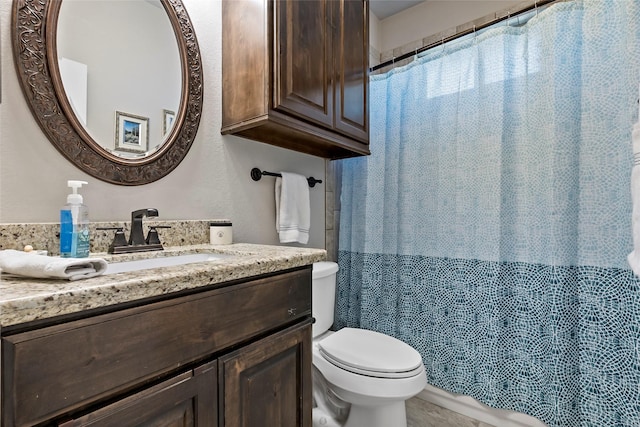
(318, 328, 424, 379)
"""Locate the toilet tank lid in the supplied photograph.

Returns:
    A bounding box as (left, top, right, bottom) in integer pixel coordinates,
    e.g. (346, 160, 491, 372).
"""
(312, 262, 339, 279)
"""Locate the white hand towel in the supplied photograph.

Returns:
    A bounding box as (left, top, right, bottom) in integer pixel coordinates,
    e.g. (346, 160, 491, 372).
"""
(0, 249, 108, 281)
(275, 172, 310, 244)
(628, 123, 640, 276)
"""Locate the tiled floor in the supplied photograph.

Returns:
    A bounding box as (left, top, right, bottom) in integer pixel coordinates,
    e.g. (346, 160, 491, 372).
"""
(407, 397, 495, 427)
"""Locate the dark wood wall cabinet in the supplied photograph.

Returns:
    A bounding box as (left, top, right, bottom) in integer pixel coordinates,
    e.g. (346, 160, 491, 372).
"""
(1, 267, 313, 427)
(222, 0, 370, 159)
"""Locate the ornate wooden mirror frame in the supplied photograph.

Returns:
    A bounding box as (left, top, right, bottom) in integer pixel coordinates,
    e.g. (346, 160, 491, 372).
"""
(11, 0, 203, 185)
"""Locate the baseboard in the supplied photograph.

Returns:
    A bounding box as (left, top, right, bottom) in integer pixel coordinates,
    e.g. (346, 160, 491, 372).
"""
(417, 384, 549, 427)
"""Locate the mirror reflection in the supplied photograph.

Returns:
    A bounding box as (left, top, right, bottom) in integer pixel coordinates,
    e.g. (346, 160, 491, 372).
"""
(56, 0, 182, 159)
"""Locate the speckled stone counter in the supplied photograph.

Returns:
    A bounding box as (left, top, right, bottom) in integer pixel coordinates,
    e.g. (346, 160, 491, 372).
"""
(0, 220, 220, 256)
(0, 243, 326, 327)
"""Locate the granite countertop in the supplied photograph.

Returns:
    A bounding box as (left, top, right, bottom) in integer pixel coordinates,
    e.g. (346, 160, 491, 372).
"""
(0, 243, 326, 327)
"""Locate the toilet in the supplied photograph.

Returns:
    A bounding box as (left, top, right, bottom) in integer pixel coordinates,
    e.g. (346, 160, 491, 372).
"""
(311, 262, 427, 427)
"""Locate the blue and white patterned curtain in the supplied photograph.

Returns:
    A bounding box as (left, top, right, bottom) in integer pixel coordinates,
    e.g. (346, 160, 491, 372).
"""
(336, 1, 640, 426)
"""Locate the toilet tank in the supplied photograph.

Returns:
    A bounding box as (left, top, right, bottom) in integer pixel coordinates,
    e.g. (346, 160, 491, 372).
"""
(312, 262, 339, 338)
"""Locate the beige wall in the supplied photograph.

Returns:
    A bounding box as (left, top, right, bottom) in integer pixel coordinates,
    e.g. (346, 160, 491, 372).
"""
(370, 0, 520, 56)
(369, 10, 382, 67)
(0, 0, 326, 248)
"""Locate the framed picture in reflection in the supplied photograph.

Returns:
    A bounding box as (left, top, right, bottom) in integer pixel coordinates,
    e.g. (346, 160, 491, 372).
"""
(163, 109, 175, 137)
(115, 111, 148, 153)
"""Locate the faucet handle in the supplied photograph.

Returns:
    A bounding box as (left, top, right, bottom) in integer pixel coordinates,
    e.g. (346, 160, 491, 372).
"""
(146, 225, 171, 245)
(97, 227, 128, 254)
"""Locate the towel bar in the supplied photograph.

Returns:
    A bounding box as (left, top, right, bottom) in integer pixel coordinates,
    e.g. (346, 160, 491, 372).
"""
(250, 168, 323, 188)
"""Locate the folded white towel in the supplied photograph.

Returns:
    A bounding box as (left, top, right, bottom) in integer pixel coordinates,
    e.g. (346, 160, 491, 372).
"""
(0, 249, 108, 281)
(628, 123, 640, 277)
(275, 172, 310, 244)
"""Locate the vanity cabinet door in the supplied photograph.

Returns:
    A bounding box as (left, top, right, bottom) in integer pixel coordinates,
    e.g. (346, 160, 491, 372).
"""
(58, 362, 217, 427)
(219, 320, 312, 427)
(332, 0, 369, 142)
(274, 0, 369, 143)
(273, 0, 333, 128)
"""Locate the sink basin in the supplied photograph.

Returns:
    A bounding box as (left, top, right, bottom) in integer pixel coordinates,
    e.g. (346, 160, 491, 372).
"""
(104, 253, 230, 275)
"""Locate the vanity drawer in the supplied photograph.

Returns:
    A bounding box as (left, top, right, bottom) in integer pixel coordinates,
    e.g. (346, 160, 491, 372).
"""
(2, 267, 311, 427)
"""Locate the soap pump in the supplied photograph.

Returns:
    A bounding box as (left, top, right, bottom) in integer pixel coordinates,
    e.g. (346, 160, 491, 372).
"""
(60, 180, 90, 258)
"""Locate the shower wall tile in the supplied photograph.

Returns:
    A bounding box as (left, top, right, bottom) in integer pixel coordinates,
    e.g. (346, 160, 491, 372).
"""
(324, 159, 343, 262)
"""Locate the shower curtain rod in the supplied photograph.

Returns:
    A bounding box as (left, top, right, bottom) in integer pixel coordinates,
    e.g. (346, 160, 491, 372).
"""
(370, 0, 562, 72)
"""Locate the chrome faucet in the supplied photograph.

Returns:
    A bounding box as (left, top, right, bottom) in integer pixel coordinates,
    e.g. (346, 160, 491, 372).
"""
(129, 208, 159, 246)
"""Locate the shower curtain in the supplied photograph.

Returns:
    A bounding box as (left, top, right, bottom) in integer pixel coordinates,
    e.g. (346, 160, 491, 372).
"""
(336, 1, 640, 426)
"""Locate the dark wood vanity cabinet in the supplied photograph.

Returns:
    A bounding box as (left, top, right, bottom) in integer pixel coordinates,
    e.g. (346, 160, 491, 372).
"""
(219, 323, 311, 427)
(1, 267, 312, 427)
(58, 362, 218, 427)
(222, 0, 369, 159)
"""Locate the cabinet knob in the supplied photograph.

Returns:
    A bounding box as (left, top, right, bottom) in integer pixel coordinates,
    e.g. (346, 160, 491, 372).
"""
(287, 308, 297, 316)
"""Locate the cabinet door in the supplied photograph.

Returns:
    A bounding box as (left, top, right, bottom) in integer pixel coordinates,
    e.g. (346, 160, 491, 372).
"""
(274, 0, 333, 128)
(219, 321, 312, 427)
(58, 362, 217, 427)
(333, 0, 369, 142)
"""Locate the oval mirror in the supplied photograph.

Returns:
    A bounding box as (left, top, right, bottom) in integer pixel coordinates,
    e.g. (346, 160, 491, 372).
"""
(12, 0, 203, 185)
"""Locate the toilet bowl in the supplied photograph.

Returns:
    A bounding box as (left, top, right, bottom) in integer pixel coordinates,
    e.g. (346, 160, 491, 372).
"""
(311, 262, 427, 427)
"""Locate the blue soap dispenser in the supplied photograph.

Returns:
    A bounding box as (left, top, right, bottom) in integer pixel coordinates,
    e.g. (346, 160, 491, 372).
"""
(60, 180, 90, 258)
